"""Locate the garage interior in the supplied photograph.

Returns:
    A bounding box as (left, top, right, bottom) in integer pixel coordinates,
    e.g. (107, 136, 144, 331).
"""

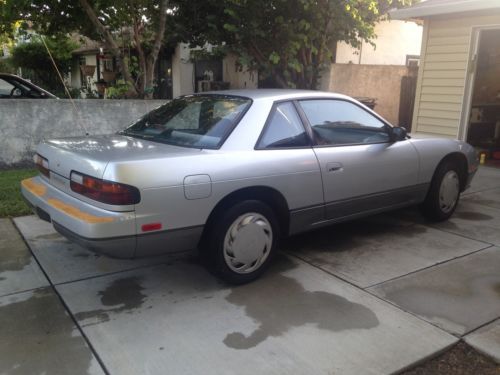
(467, 28, 500, 167)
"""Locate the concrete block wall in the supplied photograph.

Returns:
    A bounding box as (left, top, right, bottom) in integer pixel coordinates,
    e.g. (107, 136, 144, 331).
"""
(0, 99, 166, 168)
(321, 64, 411, 125)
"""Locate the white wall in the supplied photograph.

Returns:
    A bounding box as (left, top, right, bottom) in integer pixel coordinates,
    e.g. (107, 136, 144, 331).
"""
(171, 43, 195, 97)
(70, 59, 82, 89)
(223, 54, 258, 89)
(336, 20, 423, 65)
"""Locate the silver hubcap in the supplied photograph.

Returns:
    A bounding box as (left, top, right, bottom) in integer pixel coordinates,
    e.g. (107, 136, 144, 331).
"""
(223, 213, 273, 274)
(439, 170, 459, 213)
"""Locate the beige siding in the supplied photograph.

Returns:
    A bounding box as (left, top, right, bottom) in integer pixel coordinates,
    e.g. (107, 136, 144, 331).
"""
(412, 12, 500, 138)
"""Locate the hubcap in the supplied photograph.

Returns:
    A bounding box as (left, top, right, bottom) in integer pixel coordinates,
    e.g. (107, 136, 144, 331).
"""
(223, 213, 273, 274)
(439, 170, 459, 213)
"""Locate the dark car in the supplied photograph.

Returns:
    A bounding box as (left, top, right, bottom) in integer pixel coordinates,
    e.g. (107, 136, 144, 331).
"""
(0, 73, 58, 99)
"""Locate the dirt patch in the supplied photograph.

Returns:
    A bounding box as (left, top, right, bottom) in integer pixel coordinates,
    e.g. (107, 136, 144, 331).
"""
(401, 341, 500, 375)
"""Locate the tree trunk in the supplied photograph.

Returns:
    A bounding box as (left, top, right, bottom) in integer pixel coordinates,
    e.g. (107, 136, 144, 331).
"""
(143, 0, 169, 99)
(133, 19, 147, 97)
(78, 0, 138, 97)
(144, 60, 156, 99)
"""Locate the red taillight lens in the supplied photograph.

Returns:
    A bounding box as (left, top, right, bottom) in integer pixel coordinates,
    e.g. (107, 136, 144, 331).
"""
(70, 171, 140, 205)
(34, 154, 50, 178)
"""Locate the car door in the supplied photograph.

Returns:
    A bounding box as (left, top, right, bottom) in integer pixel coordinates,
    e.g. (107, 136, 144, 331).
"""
(298, 98, 421, 221)
(255, 101, 325, 234)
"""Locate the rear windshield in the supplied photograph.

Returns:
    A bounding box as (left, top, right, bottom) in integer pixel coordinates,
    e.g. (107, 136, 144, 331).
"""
(121, 95, 251, 149)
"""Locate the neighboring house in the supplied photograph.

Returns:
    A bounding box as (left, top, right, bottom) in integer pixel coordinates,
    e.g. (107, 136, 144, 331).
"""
(171, 43, 257, 98)
(391, 0, 500, 152)
(70, 39, 109, 95)
(321, 19, 423, 125)
(71, 40, 257, 99)
(335, 19, 423, 66)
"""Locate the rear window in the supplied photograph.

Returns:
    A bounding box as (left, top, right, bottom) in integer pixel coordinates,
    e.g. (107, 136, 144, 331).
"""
(121, 95, 251, 149)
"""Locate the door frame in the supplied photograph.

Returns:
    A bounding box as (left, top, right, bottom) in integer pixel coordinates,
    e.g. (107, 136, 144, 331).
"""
(459, 25, 500, 141)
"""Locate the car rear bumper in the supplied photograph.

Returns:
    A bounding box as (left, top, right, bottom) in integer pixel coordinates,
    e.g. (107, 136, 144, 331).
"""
(21, 176, 202, 258)
(22, 176, 137, 257)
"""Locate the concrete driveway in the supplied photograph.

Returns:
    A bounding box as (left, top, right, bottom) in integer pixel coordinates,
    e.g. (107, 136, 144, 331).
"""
(1, 166, 500, 374)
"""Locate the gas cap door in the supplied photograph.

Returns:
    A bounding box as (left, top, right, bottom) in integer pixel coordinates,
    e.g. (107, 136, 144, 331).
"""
(183, 174, 212, 200)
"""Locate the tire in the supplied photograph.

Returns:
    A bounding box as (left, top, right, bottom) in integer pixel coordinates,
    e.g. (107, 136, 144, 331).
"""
(420, 161, 461, 222)
(204, 200, 279, 284)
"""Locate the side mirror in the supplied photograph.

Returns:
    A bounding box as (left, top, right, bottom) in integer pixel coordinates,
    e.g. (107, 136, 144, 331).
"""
(390, 126, 408, 142)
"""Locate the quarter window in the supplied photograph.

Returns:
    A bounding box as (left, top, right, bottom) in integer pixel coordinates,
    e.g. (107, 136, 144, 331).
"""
(299, 100, 390, 146)
(257, 102, 309, 148)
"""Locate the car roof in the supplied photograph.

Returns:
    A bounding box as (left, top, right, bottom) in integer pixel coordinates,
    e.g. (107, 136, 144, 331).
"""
(0, 73, 58, 98)
(0, 73, 28, 79)
(201, 89, 352, 102)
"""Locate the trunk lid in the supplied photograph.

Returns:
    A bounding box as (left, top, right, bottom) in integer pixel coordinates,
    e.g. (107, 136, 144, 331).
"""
(37, 134, 202, 180)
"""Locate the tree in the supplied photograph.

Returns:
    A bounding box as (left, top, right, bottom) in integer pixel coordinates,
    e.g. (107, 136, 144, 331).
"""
(10, 35, 78, 96)
(187, 0, 417, 89)
(1, 0, 419, 93)
(1, 0, 173, 98)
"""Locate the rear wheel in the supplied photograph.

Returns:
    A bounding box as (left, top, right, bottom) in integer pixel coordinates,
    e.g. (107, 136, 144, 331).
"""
(205, 200, 279, 284)
(420, 161, 461, 222)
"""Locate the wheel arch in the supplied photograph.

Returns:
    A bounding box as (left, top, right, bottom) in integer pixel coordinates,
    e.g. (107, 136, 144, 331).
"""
(436, 152, 468, 191)
(199, 186, 290, 247)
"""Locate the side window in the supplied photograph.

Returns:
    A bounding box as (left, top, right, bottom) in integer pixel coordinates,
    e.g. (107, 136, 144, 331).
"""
(257, 102, 310, 149)
(299, 99, 390, 146)
(0, 78, 15, 97)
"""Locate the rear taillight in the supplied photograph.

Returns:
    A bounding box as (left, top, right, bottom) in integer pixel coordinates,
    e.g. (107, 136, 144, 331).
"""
(70, 171, 140, 205)
(34, 154, 50, 178)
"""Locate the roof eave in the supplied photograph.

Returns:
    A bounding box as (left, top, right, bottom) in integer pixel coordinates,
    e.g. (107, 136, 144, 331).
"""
(390, 0, 500, 20)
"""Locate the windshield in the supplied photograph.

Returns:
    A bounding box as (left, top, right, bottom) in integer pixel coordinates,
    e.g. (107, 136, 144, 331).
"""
(121, 95, 251, 149)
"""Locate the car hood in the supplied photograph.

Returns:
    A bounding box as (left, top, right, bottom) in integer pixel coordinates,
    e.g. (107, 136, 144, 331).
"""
(37, 134, 202, 179)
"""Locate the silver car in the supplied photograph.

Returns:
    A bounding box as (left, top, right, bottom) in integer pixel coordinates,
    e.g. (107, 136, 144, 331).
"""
(22, 90, 478, 283)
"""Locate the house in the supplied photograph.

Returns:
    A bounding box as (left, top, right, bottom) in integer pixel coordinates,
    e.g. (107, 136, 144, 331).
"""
(321, 19, 423, 125)
(390, 0, 500, 154)
(335, 19, 423, 66)
(70, 40, 257, 99)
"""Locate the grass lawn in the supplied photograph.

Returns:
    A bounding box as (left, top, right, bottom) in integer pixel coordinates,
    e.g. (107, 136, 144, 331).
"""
(0, 169, 38, 218)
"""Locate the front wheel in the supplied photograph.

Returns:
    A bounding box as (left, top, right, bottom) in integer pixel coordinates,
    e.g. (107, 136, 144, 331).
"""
(205, 200, 279, 284)
(420, 161, 461, 222)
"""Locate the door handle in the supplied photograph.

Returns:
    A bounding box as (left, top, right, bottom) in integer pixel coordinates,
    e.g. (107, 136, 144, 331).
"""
(326, 162, 344, 173)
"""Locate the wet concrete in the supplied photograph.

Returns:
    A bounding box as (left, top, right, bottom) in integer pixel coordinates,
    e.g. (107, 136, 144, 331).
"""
(431, 202, 500, 246)
(14, 216, 181, 284)
(286, 218, 488, 287)
(224, 272, 379, 349)
(0, 287, 103, 374)
(74, 276, 146, 327)
(465, 318, 500, 363)
(0, 218, 48, 296)
(56, 256, 456, 375)
(369, 247, 500, 336)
